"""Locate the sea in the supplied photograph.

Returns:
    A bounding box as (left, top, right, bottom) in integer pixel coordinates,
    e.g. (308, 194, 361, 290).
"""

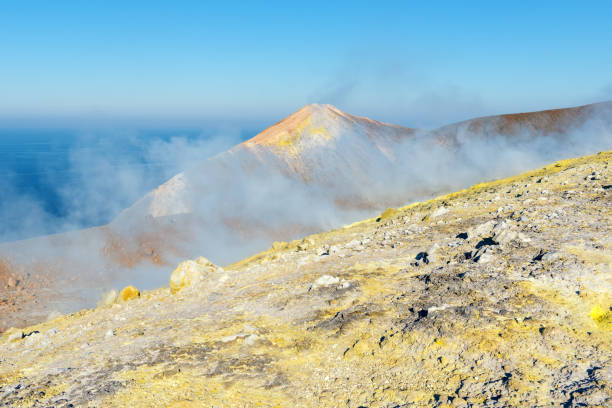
(0, 127, 254, 242)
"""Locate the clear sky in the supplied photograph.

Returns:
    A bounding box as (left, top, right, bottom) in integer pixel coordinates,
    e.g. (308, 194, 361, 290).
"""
(2, 1, 612, 128)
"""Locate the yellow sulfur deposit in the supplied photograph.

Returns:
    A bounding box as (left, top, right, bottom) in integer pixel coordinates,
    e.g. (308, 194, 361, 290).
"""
(590, 305, 606, 321)
(169, 256, 223, 293)
(119, 286, 140, 301)
(590, 305, 612, 331)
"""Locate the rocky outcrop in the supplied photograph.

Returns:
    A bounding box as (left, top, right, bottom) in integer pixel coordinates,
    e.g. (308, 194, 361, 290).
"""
(169, 256, 224, 293)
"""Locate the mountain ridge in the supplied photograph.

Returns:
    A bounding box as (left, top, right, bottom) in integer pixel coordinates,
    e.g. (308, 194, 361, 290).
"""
(0, 101, 610, 333)
(433, 100, 612, 144)
(130, 100, 612, 222)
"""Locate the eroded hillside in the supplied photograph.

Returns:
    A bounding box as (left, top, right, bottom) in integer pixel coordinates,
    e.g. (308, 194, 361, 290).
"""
(1, 152, 611, 407)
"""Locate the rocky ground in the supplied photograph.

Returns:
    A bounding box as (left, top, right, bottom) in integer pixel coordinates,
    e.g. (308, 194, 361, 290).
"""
(0, 259, 62, 332)
(0, 151, 610, 407)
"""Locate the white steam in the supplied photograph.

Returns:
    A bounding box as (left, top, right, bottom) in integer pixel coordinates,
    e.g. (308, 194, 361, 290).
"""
(0, 103, 610, 325)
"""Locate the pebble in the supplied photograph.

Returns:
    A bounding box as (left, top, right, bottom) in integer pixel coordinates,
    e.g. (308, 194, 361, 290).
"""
(7, 277, 17, 288)
(541, 251, 562, 262)
(313, 275, 340, 287)
(431, 207, 450, 218)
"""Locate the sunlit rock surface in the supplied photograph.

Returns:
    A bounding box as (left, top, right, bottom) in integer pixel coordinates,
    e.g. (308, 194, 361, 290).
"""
(169, 256, 224, 294)
(1, 152, 611, 407)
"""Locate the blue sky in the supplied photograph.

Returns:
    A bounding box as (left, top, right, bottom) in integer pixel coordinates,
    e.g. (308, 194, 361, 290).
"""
(1, 1, 612, 127)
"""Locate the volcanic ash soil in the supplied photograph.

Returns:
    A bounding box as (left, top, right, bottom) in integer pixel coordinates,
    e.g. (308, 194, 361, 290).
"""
(0, 152, 611, 407)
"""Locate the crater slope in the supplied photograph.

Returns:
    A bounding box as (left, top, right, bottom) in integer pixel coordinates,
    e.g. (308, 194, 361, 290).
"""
(1, 151, 610, 407)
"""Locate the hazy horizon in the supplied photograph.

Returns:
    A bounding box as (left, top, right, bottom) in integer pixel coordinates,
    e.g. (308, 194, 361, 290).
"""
(2, 2, 612, 129)
(3, 98, 612, 133)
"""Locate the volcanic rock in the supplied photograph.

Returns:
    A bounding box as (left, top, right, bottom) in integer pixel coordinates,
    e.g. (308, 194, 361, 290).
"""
(169, 256, 223, 293)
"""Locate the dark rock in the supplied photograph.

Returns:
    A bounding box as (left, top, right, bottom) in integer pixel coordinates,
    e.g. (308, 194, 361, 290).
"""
(532, 249, 546, 262)
(416, 274, 431, 284)
(22, 330, 39, 338)
(475, 237, 498, 249)
(378, 335, 386, 348)
(415, 252, 429, 264)
(456, 232, 468, 239)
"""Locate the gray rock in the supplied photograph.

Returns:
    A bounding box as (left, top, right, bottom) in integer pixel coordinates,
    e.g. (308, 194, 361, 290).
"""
(541, 251, 562, 262)
(469, 220, 496, 238)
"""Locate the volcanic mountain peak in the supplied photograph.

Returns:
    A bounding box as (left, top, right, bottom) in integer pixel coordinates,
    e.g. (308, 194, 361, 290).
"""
(240, 103, 414, 155)
(241, 104, 343, 150)
(116, 104, 417, 221)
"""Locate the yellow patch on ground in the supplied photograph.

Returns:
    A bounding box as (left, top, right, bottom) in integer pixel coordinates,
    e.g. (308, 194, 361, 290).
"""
(0, 371, 23, 388)
(566, 246, 612, 265)
(590, 305, 612, 331)
(263, 116, 333, 157)
(23, 383, 67, 408)
(378, 207, 400, 221)
(350, 261, 404, 299)
(105, 365, 288, 408)
(119, 285, 140, 301)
